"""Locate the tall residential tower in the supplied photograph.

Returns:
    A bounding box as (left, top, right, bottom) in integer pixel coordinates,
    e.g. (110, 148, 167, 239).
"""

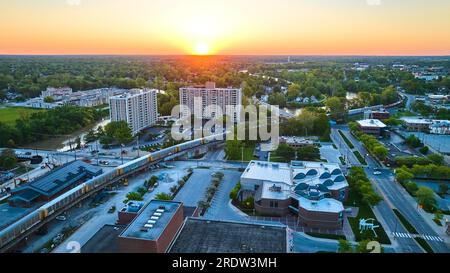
(179, 82, 242, 122)
(109, 89, 158, 135)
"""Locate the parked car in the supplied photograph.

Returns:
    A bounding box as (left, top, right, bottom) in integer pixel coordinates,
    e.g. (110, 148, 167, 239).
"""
(55, 215, 67, 221)
(373, 171, 382, 175)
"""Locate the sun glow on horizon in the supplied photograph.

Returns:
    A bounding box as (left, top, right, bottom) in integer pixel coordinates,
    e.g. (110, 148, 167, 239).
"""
(0, 1, 449, 55)
(194, 42, 210, 55)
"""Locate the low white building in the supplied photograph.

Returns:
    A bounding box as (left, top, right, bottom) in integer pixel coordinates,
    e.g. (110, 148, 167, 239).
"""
(240, 160, 348, 229)
(356, 119, 387, 136)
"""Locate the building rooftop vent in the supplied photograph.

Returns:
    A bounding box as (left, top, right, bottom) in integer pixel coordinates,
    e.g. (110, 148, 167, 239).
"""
(269, 184, 282, 192)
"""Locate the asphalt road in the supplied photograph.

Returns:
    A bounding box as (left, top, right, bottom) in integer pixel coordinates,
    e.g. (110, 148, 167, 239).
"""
(335, 124, 449, 253)
(368, 170, 449, 253)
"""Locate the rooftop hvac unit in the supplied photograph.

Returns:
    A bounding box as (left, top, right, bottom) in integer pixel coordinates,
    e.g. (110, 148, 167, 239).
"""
(144, 224, 153, 228)
(158, 205, 165, 210)
(151, 216, 159, 220)
(140, 227, 148, 232)
(153, 212, 162, 217)
(147, 220, 156, 224)
(156, 209, 165, 213)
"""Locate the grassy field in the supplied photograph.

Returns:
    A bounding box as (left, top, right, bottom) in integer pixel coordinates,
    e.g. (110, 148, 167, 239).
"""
(0, 107, 45, 125)
(353, 151, 367, 165)
(226, 144, 257, 161)
(345, 188, 391, 245)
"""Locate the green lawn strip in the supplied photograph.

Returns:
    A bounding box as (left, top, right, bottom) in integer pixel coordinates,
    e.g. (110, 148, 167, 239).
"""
(392, 209, 434, 253)
(392, 209, 418, 234)
(345, 188, 391, 245)
(353, 151, 367, 165)
(269, 155, 289, 163)
(415, 237, 434, 253)
(0, 107, 45, 125)
(338, 130, 354, 149)
(305, 232, 346, 241)
(242, 146, 256, 161)
(433, 218, 442, 226)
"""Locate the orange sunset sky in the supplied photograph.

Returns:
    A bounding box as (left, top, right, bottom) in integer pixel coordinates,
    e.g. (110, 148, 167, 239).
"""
(0, 0, 450, 55)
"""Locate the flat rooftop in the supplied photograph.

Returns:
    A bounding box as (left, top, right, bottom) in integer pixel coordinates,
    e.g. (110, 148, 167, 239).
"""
(119, 200, 182, 241)
(260, 181, 291, 200)
(10, 160, 102, 203)
(82, 225, 125, 253)
(169, 218, 287, 253)
(241, 161, 291, 185)
(0, 203, 37, 230)
(297, 196, 344, 213)
(357, 119, 387, 128)
(110, 89, 156, 99)
(401, 117, 433, 125)
(280, 136, 314, 145)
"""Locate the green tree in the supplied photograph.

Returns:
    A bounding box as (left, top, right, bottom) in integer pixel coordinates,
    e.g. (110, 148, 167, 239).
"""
(155, 192, 173, 201)
(43, 96, 54, 103)
(84, 129, 97, 143)
(373, 145, 388, 161)
(297, 145, 320, 161)
(380, 86, 398, 105)
(416, 187, 437, 211)
(268, 92, 287, 107)
(438, 183, 448, 195)
(427, 153, 444, 165)
(0, 148, 18, 170)
(395, 168, 414, 184)
(419, 146, 429, 155)
(126, 191, 143, 201)
(338, 239, 353, 253)
(105, 121, 133, 144)
(405, 181, 419, 194)
(275, 144, 295, 161)
(326, 96, 346, 121)
(405, 135, 422, 148)
(287, 83, 301, 101)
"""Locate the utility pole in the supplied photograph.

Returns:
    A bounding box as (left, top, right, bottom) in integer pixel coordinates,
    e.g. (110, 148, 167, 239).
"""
(241, 146, 244, 169)
(137, 134, 140, 158)
(121, 144, 124, 165)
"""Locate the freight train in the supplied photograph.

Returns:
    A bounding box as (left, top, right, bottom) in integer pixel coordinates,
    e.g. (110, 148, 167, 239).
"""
(0, 133, 225, 251)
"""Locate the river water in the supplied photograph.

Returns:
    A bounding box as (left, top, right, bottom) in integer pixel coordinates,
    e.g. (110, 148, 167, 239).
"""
(26, 119, 111, 151)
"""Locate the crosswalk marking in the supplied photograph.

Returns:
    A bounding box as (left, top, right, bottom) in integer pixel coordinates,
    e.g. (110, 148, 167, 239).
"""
(392, 232, 444, 242)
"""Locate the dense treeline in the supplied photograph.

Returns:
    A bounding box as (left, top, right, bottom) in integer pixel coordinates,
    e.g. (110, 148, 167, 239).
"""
(347, 167, 382, 206)
(280, 108, 331, 140)
(0, 56, 252, 99)
(348, 122, 389, 161)
(0, 105, 107, 147)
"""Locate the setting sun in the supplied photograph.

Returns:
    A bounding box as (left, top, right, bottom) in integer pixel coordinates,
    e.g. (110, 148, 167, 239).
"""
(194, 42, 210, 55)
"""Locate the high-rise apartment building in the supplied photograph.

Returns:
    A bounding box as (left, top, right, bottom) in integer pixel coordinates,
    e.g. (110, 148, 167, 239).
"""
(179, 82, 242, 122)
(109, 89, 158, 135)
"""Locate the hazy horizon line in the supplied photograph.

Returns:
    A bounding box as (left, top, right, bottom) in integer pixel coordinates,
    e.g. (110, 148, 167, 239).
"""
(0, 53, 449, 58)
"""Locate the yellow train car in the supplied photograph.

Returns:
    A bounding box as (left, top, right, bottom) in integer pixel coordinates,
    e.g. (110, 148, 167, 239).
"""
(38, 209, 48, 220)
(81, 184, 92, 194)
(147, 156, 154, 162)
(175, 146, 181, 153)
(116, 168, 124, 176)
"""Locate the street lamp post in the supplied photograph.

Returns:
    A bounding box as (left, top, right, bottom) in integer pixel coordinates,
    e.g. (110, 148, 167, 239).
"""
(120, 144, 125, 165)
